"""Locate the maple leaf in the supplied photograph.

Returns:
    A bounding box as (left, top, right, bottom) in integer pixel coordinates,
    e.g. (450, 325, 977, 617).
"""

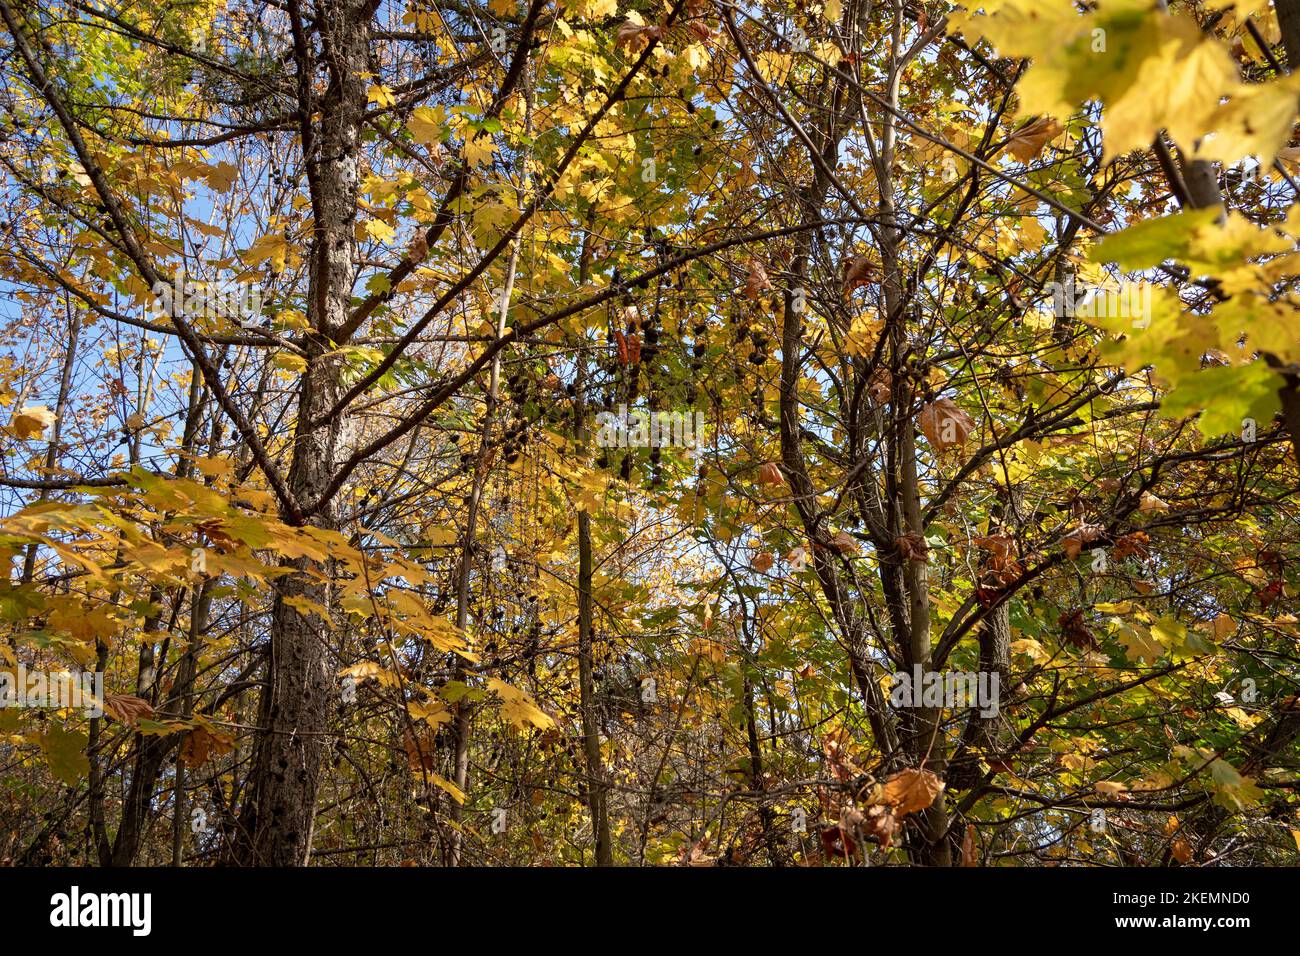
(103, 693, 154, 727)
(7, 406, 56, 440)
(841, 255, 875, 296)
(744, 260, 773, 300)
(918, 397, 975, 450)
(1004, 116, 1063, 162)
(180, 725, 235, 768)
(878, 767, 944, 815)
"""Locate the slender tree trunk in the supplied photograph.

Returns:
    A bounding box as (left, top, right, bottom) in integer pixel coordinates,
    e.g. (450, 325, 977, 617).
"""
(231, 0, 367, 866)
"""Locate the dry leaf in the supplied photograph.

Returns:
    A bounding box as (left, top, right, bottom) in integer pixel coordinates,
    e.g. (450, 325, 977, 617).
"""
(867, 367, 892, 403)
(895, 531, 929, 562)
(1139, 491, 1169, 512)
(744, 260, 772, 300)
(1062, 522, 1104, 560)
(879, 767, 944, 815)
(756, 461, 783, 485)
(7, 406, 56, 440)
(751, 550, 774, 573)
(842, 255, 874, 296)
(616, 20, 663, 52)
(103, 693, 154, 726)
(918, 397, 975, 450)
(830, 531, 859, 556)
(961, 823, 978, 866)
(1004, 116, 1063, 162)
(180, 725, 235, 768)
(1059, 608, 1097, 649)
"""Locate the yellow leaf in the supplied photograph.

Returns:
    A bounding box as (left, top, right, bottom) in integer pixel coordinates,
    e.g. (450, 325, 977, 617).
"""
(487, 677, 554, 730)
(1197, 74, 1300, 166)
(408, 105, 448, 145)
(7, 406, 55, 439)
(367, 84, 396, 108)
(364, 218, 397, 244)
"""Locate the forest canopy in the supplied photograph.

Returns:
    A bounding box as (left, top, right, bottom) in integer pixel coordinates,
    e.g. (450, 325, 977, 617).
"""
(0, 0, 1298, 868)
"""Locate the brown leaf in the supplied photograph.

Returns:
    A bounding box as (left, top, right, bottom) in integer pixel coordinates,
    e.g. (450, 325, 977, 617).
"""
(1062, 522, 1105, 560)
(1139, 491, 1169, 512)
(180, 726, 235, 768)
(756, 461, 784, 485)
(819, 823, 858, 858)
(841, 255, 875, 296)
(860, 804, 900, 848)
(1004, 116, 1064, 163)
(103, 693, 154, 727)
(895, 531, 929, 562)
(403, 727, 436, 772)
(743, 260, 772, 300)
(918, 397, 975, 450)
(830, 531, 859, 556)
(879, 767, 944, 815)
(751, 550, 774, 573)
(615, 20, 663, 52)
(1058, 608, 1097, 649)
(1112, 531, 1150, 560)
(961, 823, 979, 866)
(972, 534, 1014, 558)
(867, 367, 892, 403)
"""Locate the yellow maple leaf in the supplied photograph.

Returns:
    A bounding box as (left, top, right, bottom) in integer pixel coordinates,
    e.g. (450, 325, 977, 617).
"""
(7, 406, 55, 439)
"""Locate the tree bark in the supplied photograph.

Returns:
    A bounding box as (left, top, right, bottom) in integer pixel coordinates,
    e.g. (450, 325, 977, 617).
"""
(230, 0, 367, 866)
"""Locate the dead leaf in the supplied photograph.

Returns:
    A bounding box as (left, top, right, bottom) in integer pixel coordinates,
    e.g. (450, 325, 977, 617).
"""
(1058, 608, 1097, 649)
(1139, 492, 1169, 512)
(895, 531, 929, 562)
(918, 397, 975, 450)
(879, 767, 944, 815)
(842, 255, 875, 296)
(751, 550, 774, 573)
(1062, 522, 1105, 560)
(616, 20, 663, 52)
(756, 461, 783, 485)
(867, 367, 892, 403)
(830, 531, 859, 556)
(744, 260, 772, 300)
(7, 406, 56, 440)
(103, 693, 154, 727)
(1004, 116, 1064, 162)
(961, 823, 978, 866)
(180, 725, 235, 768)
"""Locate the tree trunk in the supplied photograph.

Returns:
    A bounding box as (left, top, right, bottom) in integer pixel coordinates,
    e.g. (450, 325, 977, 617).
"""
(230, 0, 367, 866)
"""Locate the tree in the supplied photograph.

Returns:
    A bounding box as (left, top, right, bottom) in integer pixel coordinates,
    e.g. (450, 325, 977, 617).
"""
(0, 0, 1296, 867)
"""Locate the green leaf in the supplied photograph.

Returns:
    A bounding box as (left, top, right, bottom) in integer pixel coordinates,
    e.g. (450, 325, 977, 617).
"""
(1090, 209, 1219, 269)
